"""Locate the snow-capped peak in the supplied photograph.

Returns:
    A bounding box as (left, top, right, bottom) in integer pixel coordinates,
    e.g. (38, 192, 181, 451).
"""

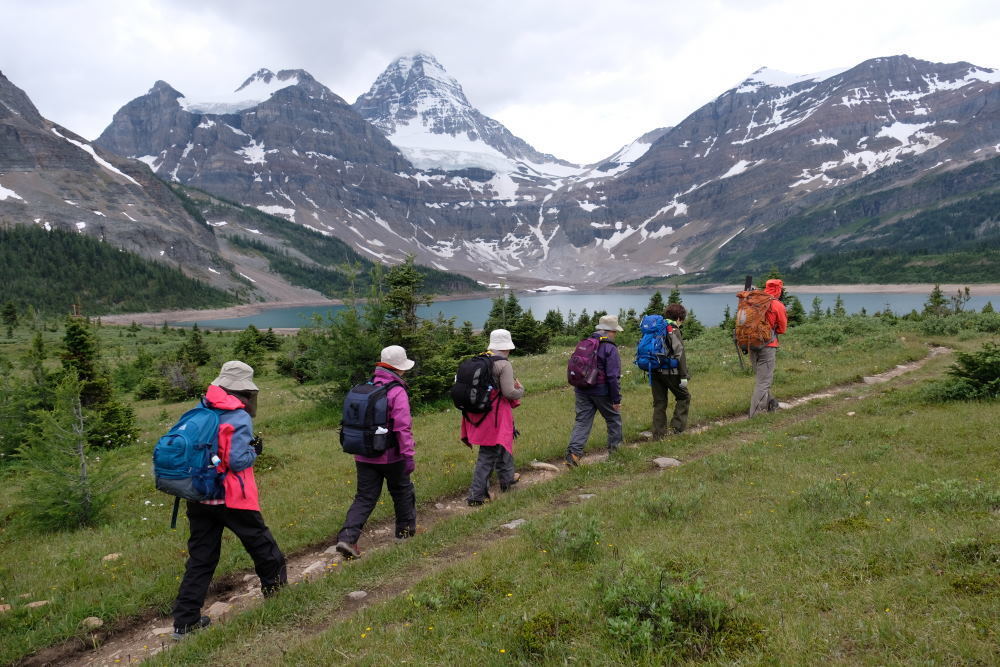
(179, 68, 305, 115)
(354, 51, 577, 176)
(735, 65, 850, 93)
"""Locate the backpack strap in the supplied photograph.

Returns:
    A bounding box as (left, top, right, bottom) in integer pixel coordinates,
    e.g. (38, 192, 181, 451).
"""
(170, 497, 181, 530)
(374, 379, 404, 448)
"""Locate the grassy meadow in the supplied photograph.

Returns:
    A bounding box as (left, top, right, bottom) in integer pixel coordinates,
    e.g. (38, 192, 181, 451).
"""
(0, 316, 997, 664)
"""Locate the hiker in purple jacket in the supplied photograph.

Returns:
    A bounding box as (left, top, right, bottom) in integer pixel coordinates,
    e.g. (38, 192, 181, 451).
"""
(565, 314, 624, 466)
(334, 345, 417, 560)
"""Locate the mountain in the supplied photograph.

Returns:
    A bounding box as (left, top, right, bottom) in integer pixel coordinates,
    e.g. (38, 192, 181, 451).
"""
(536, 55, 1000, 282)
(353, 52, 579, 177)
(0, 69, 244, 294)
(93, 54, 1000, 289)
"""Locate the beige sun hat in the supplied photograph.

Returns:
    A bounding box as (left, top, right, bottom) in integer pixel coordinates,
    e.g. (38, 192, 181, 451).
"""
(596, 314, 624, 332)
(488, 329, 516, 351)
(211, 360, 259, 391)
(380, 345, 415, 371)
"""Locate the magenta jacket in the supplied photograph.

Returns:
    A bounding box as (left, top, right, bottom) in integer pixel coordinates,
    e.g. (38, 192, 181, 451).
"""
(204, 384, 260, 511)
(461, 391, 521, 455)
(354, 368, 415, 465)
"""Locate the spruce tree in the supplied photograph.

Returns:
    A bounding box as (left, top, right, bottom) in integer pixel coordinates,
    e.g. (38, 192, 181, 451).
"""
(809, 297, 824, 321)
(833, 295, 847, 318)
(643, 291, 665, 316)
(923, 284, 948, 317)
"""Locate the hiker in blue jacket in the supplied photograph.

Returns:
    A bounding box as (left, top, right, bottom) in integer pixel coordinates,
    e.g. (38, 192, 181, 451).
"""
(565, 315, 623, 466)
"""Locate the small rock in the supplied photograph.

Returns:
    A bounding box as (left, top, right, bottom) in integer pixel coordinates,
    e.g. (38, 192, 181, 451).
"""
(578, 494, 596, 500)
(639, 431, 654, 440)
(243, 573, 256, 581)
(530, 460, 560, 472)
(151, 626, 173, 637)
(435, 503, 446, 510)
(18, 593, 30, 599)
(0, 604, 11, 613)
(102, 553, 121, 562)
(81, 616, 103, 630)
(847, 411, 856, 416)
(205, 601, 231, 619)
(501, 519, 527, 530)
(653, 457, 682, 469)
(26, 600, 50, 608)
(347, 590, 368, 601)
(778, 402, 791, 410)
(792, 435, 810, 441)
(323, 545, 341, 555)
(301, 560, 327, 578)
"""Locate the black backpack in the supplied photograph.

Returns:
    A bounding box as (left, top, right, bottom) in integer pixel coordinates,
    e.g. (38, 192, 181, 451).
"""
(450, 354, 496, 425)
(339, 378, 402, 456)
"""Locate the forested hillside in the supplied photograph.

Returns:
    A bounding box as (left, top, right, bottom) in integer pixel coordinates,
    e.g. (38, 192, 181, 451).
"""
(0, 225, 239, 315)
(701, 156, 1000, 283)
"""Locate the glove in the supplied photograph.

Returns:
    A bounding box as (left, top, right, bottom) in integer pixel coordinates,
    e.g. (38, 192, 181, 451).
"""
(403, 456, 415, 475)
(250, 433, 264, 456)
(679, 378, 689, 389)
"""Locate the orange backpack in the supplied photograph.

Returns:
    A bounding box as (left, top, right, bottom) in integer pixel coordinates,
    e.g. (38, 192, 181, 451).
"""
(734, 290, 775, 352)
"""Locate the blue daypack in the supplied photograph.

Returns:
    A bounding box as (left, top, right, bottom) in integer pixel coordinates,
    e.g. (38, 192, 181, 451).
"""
(153, 404, 226, 526)
(635, 315, 679, 373)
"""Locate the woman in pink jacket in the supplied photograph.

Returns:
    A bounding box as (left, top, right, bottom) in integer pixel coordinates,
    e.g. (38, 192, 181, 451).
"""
(335, 346, 417, 559)
(463, 329, 525, 506)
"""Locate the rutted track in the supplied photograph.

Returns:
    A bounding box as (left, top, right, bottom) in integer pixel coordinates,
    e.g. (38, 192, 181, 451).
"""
(28, 347, 950, 667)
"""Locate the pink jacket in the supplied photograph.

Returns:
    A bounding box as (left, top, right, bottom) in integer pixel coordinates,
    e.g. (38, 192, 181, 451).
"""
(354, 368, 415, 465)
(461, 391, 521, 454)
(204, 384, 260, 511)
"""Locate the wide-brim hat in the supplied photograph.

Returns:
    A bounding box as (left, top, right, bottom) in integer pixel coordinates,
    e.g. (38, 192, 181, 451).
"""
(380, 345, 415, 371)
(211, 360, 259, 391)
(488, 328, 515, 351)
(596, 314, 624, 332)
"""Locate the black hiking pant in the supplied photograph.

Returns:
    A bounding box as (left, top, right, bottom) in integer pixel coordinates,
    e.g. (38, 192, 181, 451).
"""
(173, 501, 287, 628)
(338, 460, 416, 544)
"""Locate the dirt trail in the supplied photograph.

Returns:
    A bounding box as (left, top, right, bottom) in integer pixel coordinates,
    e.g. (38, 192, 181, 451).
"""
(29, 347, 950, 667)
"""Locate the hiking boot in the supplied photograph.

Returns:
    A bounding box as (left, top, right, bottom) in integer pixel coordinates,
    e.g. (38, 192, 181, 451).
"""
(767, 398, 780, 413)
(564, 452, 581, 468)
(500, 472, 520, 492)
(467, 498, 487, 506)
(335, 541, 361, 560)
(172, 615, 210, 640)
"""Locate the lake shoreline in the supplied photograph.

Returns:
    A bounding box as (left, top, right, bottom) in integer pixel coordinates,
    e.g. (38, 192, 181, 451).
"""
(100, 283, 1000, 330)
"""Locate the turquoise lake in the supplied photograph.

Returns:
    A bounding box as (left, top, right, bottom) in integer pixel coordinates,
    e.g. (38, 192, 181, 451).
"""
(171, 289, 1000, 330)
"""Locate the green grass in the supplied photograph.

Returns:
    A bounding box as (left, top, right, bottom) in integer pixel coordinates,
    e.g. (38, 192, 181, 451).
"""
(160, 362, 1000, 665)
(0, 318, 992, 664)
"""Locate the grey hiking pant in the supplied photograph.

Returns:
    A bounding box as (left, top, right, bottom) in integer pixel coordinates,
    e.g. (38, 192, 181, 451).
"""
(650, 371, 690, 435)
(467, 445, 516, 503)
(567, 392, 623, 456)
(749, 346, 777, 417)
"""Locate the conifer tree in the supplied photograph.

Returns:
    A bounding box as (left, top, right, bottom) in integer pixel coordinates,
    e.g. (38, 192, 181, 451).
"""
(15, 374, 113, 531)
(809, 297, 824, 322)
(923, 284, 948, 317)
(643, 291, 665, 316)
(833, 295, 847, 318)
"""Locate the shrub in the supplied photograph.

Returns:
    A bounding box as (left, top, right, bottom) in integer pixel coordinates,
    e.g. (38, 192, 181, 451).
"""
(600, 557, 762, 659)
(526, 514, 602, 563)
(924, 342, 1000, 401)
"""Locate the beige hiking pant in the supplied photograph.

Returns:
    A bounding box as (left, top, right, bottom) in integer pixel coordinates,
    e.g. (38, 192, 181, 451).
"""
(748, 346, 777, 417)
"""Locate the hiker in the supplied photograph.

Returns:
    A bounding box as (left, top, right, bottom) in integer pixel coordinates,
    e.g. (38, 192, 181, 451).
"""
(335, 345, 417, 559)
(565, 314, 623, 466)
(172, 361, 287, 639)
(649, 303, 690, 437)
(462, 329, 525, 506)
(748, 279, 788, 417)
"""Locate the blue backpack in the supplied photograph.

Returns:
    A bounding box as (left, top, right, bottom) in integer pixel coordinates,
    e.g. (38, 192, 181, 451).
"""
(153, 404, 226, 526)
(340, 379, 402, 457)
(635, 315, 679, 373)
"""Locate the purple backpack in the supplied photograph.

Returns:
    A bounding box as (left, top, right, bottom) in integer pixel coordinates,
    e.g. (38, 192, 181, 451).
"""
(567, 336, 605, 388)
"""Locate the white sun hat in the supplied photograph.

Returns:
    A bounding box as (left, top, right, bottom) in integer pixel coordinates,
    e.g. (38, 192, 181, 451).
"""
(211, 360, 259, 391)
(380, 345, 415, 371)
(596, 314, 624, 332)
(488, 329, 516, 351)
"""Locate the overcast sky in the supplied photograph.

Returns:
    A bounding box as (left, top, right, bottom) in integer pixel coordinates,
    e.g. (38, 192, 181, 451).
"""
(3, 0, 998, 164)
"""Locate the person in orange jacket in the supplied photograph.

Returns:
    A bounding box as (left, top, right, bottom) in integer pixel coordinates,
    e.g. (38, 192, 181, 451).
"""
(749, 279, 788, 417)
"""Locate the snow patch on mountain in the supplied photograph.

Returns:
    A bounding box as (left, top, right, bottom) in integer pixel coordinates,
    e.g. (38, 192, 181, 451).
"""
(50, 128, 141, 186)
(256, 205, 295, 221)
(180, 69, 301, 114)
(0, 183, 23, 201)
(735, 66, 849, 93)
